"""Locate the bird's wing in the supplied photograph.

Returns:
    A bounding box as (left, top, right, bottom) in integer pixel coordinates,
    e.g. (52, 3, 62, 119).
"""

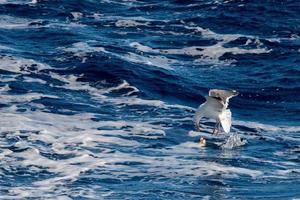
(205, 96, 224, 111)
(193, 103, 205, 130)
(209, 89, 239, 107)
(219, 109, 232, 133)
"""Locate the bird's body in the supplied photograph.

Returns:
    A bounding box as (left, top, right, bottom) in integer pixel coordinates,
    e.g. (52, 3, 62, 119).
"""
(194, 89, 238, 134)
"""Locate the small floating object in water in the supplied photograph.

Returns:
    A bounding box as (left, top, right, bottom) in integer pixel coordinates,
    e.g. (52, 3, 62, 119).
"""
(199, 137, 206, 147)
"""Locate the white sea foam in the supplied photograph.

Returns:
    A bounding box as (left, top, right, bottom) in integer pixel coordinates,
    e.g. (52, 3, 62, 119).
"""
(70, 12, 83, 21)
(274, 169, 300, 176)
(60, 41, 106, 55)
(0, 15, 85, 31)
(58, 42, 107, 63)
(0, 55, 50, 74)
(0, 0, 36, 4)
(58, 41, 176, 70)
(0, 44, 16, 51)
(0, 105, 167, 197)
(89, 13, 103, 20)
(130, 39, 270, 66)
(23, 76, 47, 84)
(0, 82, 264, 199)
(0, 52, 297, 199)
(142, 155, 263, 178)
(115, 19, 149, 27)
(48, 72, 195, 111)
(100, 80, 140, 96)
(0, 84, 10, 92)
(99, 0, 143, 6)
(93, 14, 163, 23)
(0, 15, 32, 29)
(0, 93, 58, 104)
(125, 52, 176, 70)
(129, 25, 270, 66)
(1, 81, 297, 199)
(234, 120, 300, 133)
(0, 74, 18, 82)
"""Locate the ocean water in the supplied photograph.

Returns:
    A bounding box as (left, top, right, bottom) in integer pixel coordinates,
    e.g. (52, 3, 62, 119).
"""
(0, 0, 299, 199)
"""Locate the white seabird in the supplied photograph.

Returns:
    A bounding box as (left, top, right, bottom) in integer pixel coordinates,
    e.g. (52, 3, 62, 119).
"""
(193, 89, 239, 134)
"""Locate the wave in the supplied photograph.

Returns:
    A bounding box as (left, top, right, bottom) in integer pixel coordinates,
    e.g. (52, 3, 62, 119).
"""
(0, 1, 299, 199)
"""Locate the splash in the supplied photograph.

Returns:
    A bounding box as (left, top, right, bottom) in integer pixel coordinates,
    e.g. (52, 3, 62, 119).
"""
(221, 133, 247, 149)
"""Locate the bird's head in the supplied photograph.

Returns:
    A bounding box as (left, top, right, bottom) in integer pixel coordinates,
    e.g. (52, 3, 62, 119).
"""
(232, 90, 239, 97)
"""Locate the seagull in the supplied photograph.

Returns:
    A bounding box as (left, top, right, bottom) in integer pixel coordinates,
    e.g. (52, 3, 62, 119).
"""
(193, 89, 239, 135)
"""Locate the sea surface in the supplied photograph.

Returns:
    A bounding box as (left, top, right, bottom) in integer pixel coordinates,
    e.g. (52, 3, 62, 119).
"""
(0, 0, 299, 199)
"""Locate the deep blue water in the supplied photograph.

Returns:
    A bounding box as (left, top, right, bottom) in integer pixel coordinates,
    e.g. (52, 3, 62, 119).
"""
(0, 0, 299, 199)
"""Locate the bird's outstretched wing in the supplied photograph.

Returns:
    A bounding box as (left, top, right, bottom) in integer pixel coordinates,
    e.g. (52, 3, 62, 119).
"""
(219, 109, 232, 133)
(209, 89, 239, 108)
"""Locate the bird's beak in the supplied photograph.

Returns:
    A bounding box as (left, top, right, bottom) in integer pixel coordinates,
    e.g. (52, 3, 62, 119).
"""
(233, 90, 239, 96)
